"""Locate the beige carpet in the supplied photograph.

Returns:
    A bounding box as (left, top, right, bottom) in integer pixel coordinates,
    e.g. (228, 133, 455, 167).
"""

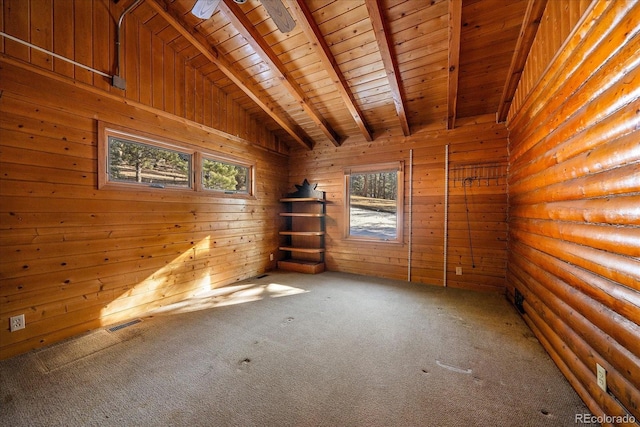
(0, 271, 593, 426)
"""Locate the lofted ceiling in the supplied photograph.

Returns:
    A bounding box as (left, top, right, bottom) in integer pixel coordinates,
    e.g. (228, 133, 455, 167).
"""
(129, 0, 543, 150)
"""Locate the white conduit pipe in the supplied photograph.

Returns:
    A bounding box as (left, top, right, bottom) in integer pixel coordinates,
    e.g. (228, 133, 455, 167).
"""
(113, 0, 145, 89)
(407, 149, 414, 282)
(443, 144, 449, 287)
(0, 32, 112, 78)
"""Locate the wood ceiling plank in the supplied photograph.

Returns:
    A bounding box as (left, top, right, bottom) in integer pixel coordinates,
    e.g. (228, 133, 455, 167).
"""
(462, 0, 527, 25)
(290, 64, 327, 85)
(336, 51, 384, 75)
(391, 16, 448, 51)
(289, 0, 373, 141)
(447, 0, 462, 130)
(398, 57, 448, 86)
(458, 55, 514, 75)
(131, 1, 157, 24)
(454, 0, 530, 120)
(195, 11, 229, 36)
(268, 32, 312, 59)
(365, 0, 410, 136)
(322, 15, 373, 48)
(399, 51, 448, 76)
(386, 0, 448, 34)
(497, 0, 548, 122)
(145, 12, 172, 35)
(298, 71, 336, 91)
(219, 0, 343, 146)
(189, 54, 212, 69)
(395, 29, 448, 59)
(332, 38, 380, 64)
(347, 69, 388, 88)
(311, 1, 365, 27)
(462, 16, 522, 46)
(156, 24, 182, 44)
(460, 38, 524, 63)
(146, 0, 313, 150)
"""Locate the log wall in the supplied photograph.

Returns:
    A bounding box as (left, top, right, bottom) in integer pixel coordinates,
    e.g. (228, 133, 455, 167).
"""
(508, 0, 593, 122)
(507, 0, 640, 421)
(0, 0, 288, 360)
(288, 116, 509, 292)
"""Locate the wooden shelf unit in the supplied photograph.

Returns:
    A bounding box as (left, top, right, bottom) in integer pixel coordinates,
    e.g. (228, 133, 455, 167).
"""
(278, 181, 326, 274)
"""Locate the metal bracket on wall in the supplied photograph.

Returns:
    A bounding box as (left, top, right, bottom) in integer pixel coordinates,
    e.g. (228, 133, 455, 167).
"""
(450, 162, 507, 187)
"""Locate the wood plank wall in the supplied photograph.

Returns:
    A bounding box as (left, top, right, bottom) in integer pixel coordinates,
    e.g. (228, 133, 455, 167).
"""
(288, 116, 508, 292)
(0, 0, 283, 153)
(508, 0, 593, 122)
(0, 0, 289, 360)
(506, 0, 640, 421)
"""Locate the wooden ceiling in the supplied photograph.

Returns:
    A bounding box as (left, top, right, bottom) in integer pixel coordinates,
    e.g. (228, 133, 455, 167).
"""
(131, 0, 541, 149)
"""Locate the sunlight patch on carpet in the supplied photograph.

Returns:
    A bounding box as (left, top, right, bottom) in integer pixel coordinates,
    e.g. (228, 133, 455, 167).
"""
(147, 281, 308, 316)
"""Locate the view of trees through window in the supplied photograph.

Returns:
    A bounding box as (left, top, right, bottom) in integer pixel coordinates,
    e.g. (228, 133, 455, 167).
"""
(349, 171, 398, 240)
(108, 137, 191, 188)
(202, 158, 249, 193)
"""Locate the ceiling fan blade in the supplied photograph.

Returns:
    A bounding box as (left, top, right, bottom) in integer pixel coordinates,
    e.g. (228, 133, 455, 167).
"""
(261, 0, 296, 33)
(191, 0, 221, 19)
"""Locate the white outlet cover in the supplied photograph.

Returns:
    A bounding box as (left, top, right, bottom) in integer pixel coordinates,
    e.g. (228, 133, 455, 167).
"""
(455, 267, 462, 275)
(10, 314, 25, 332)
(596, 363, 607, 392)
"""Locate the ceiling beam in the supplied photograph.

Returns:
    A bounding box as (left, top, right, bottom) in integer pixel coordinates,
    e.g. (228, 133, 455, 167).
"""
(364, 0, 410, 137)
(288, 0, 373, 142)
(219, 0, 344, 147)
(497, 0, 548, 123)
(146, 0, 313, 150)
(447, 0, 462, 130)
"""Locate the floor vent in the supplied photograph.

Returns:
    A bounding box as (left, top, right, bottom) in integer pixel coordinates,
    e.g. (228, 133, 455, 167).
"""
(514, 289, 525, 314)
(107, 319, 142, 333)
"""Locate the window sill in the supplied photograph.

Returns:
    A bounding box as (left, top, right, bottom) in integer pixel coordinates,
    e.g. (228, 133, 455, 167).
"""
(343, 236, 404, 246)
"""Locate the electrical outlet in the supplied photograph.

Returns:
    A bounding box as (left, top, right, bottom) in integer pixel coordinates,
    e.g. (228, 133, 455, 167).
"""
(10, 314, 25, 332)
(596, 363, 607, 392)
(269, 253, 274, 261)
(456, 267, 463, 275)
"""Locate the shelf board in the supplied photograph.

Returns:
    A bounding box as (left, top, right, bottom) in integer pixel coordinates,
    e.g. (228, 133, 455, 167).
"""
(279, 231, 325, 236)
(279, 246, 325, 254)
(279, 212, 325, 217)
(280, 197, 326, 203)
(278, 259, 325, 274)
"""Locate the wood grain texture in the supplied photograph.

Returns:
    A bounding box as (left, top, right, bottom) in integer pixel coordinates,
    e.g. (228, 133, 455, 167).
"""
(0, 50, 288, 360)
(447, 0, 461, 129)
(287, 120, 508, 292)
(456, 0, 529, 119)
(507, 0, 640, 420)
(365, 0, 410, 136)
(508, 0, 594, 122)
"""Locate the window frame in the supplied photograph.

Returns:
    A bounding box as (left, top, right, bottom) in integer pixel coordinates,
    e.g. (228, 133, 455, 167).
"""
(197, 152, 255, 197)
(98, 122, 255, 199)
(343, 161, 404, 244)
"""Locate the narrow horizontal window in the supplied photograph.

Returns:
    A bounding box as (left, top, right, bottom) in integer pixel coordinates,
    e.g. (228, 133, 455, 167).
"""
(98, 122, 255, 198)
(107, 136, 192, 189)
(202, 157, 251, 194)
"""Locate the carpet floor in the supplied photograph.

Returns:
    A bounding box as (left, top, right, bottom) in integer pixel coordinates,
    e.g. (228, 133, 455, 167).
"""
(0, 271, 593, 426)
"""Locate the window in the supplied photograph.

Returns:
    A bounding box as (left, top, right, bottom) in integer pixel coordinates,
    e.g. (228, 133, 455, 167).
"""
(98, 122, 254, 197)
(201, 156, 252, 194)
(107, 136, 192, 189)
(344, 162, 404, 243)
